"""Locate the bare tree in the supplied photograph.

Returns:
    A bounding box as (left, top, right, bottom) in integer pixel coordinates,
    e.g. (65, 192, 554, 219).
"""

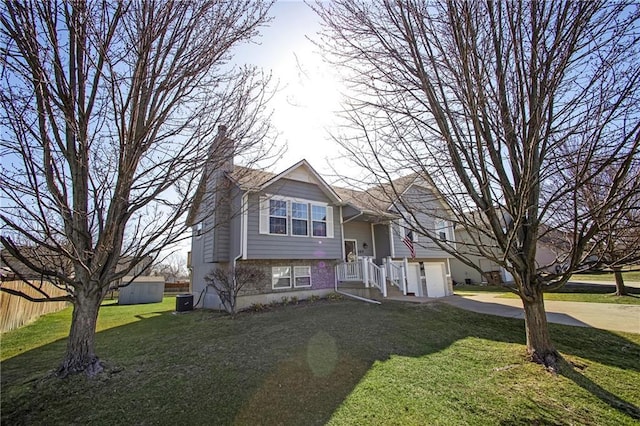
(567, 164, 640, 296)
(204, 264, 266, 316)
(0, 0, 276, 377)
(151, 253, 188, 282)
(313, 1, 640, 368)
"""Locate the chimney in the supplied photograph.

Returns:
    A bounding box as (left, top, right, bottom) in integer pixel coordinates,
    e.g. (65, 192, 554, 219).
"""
(213, 124, 233, 173)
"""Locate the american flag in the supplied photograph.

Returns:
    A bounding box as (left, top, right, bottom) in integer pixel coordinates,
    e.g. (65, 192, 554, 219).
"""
(402, 232, 416, 258)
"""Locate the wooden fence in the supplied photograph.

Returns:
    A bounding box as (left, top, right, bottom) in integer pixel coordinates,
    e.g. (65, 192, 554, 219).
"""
(0, 280, 70, 332)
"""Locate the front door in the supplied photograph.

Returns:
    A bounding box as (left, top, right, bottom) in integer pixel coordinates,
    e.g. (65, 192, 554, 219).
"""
(344, 239, 357, 262)
(344, 239, 359, 280)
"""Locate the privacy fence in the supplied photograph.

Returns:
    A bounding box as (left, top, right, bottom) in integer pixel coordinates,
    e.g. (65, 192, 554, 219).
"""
(0, 280, 69, 332)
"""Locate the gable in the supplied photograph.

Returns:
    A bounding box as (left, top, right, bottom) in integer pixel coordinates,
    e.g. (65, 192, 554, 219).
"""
(258, 160, 342, 204)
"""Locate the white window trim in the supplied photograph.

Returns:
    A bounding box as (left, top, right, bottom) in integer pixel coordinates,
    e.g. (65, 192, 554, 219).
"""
(311, 203, 329, 238)
(259, 195, 334, 238)
(268, 197, 288, 236)
(272, 266, 292, 290)
(194, 222, 203, 239)
(399, 217, 418, 242)
(291, 201, 309, 237)
(293, 266, 312, 288)
(435, 219, 451, 242)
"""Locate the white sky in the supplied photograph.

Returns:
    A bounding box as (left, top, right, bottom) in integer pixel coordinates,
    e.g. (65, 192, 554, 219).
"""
(232, 0, 350, 183)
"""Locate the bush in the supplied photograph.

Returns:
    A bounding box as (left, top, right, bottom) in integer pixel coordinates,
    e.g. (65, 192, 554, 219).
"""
(249, 303, 267, 312)
(204, 265, 267, 317)
(326, 292, 343, 301)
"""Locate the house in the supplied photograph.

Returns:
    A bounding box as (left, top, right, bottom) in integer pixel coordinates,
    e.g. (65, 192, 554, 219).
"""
(187, 127, 455, 311)
(449, 218, 568, 285)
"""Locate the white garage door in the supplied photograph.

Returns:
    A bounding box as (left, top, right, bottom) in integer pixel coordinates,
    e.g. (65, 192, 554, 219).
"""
(424, 263, 447, 298)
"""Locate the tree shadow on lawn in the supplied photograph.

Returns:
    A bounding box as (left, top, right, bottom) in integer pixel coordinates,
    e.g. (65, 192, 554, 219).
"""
(1, 300, 639, 425)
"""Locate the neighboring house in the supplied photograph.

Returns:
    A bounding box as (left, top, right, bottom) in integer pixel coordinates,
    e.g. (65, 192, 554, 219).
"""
(449, 220, 568, 285)
(187, 129, 455, 310)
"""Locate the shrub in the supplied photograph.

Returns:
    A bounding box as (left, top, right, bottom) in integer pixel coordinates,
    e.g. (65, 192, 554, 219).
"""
(326, 292, 343, 301)
(249, 303, 267, 312)
(204, 265, 267, 317)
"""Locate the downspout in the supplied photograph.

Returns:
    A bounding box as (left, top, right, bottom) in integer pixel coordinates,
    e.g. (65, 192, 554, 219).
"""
(234, 192, 249, 268)
(389, 221, 396, 258)
(340, 206, 346, 262)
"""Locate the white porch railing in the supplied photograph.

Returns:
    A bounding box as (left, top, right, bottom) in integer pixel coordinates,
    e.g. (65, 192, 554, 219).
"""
(336, 261, 362, 281)
(387, 261, 407, 295)
(336, 257, 387, 298)
(383, 257, 409, 295)
(365, 259, 387, 297)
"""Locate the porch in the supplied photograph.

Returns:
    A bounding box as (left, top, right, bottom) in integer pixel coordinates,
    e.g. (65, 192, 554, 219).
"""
(335, 256, 410, 300)
(335, 256, 452, 301)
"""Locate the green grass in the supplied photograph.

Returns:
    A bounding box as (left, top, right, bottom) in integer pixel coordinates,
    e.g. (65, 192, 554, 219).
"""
(2, 297, 639, 425)
(455, 285, 640, 305)
(571, 271, 640, 283)
(499, 292, 640, 305)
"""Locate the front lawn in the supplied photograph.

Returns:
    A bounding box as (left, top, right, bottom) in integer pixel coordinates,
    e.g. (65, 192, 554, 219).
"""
(455, 285, 640, 305)
(2, 297, 639, 425)
(571, 271, 640, 283)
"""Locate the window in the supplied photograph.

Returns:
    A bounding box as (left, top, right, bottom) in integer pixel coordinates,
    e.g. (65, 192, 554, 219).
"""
(400, 218, 417, 242)
(435, 219, 449, 242)
(294, 266, 311, 288)
(272, 266, 311, 289)
(291, 202, 308, 236)
(269, 199, 287, 235)
(312, 205, 327, 237)
(260, 196, 333, 238)
(272, 266, 291, 289)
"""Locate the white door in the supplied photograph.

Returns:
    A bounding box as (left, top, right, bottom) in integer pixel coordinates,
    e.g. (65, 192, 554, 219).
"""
(344, 240, 360, 280)
(406, 263, 421, 295)
(424, 263, 447, 298)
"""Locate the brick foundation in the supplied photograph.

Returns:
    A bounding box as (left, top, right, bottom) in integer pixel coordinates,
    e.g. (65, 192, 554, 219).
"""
(236, 259, 338, 296)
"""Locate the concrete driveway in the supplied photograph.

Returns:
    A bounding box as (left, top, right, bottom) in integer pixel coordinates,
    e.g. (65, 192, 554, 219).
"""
(441, 292, 640, 334)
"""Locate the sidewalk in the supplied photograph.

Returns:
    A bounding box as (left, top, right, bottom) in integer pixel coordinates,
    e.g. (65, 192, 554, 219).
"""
(441, 293, 640, 334)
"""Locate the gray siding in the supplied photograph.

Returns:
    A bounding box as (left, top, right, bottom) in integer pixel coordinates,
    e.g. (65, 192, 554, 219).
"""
(392, 185, 452, 259)
(212, 180, 231, 262)
(343, 221, 374, 257)
(373, 224, 391, 263)
(246, 178, 342, 259)
(228, 186, 243, 262)
(203, 216, 214, 262)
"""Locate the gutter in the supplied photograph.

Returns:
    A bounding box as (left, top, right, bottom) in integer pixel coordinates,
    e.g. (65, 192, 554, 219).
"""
(342, 212, 364, 224)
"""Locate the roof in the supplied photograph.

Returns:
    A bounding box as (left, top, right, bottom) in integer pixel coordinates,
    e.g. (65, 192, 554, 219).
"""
(227, 166, 276, 190)
(187, 159, 444, 227)
(332, 173, 422, 214)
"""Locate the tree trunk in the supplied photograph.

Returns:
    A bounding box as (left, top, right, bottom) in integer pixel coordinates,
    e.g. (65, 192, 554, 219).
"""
(57, 289, 103, 378)
(613, 268, 627, 296)
(521, 288, 559, 370)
